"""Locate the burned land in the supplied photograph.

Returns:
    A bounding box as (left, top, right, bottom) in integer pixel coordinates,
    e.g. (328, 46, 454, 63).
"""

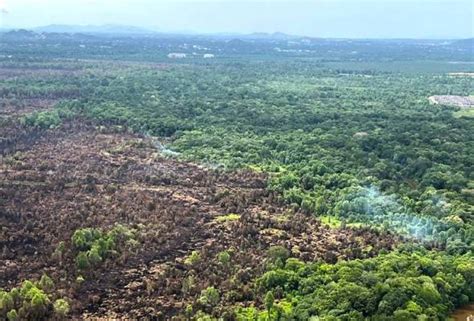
(0, 120, 400, 319)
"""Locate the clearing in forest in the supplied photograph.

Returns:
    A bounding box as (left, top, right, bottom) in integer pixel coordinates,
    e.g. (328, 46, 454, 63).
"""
(448, 72, 474, 78)
(428, 95, 474, 108)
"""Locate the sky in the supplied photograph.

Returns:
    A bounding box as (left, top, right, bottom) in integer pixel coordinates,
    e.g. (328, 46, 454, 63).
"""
(0, 0, 473, 39)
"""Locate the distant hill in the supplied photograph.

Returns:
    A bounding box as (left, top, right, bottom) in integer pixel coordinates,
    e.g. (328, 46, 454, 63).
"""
(1, 29, 41, 40)
(2, 26, 471, 44)
(245, 32, 298, 40)
(450, 38, 474, 47)
(33, 24, 156, 35)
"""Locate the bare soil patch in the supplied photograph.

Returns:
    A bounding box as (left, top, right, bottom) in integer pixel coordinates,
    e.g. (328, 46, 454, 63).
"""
(450, 303, 474, 321)
(428, 95, 474, 108)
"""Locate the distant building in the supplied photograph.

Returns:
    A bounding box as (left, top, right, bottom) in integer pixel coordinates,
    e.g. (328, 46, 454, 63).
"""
(203, 54, 215, 59)
(167, 53, 187, 59)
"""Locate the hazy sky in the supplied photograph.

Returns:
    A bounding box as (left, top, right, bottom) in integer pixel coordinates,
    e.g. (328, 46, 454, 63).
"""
(0, 0, 473, 38)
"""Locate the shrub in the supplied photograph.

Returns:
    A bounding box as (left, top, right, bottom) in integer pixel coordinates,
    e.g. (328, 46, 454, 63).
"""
(217, 251, 231, 266)
(53, 299, 70, 316)
(185, 251, 201, 265)
(264, 291, 274, 313)
(0, 275, 74, 320)
(182, 276, 196, 295)
(53, 241, 66, 262)
(75, 252, 90, 270)
(25, 286, 49, 308)
(38, 274, 54, 292)
(6, 309, 18, 321)
(22, 110, 62, 129)
(75, 275, 85, 284)
(0, 291, 14, 311)
(72, 228, 102, 251)
(266, 246, 290, 263)
(257, 270, 295, 290)
(72, 224, 136, 271)
(198, 287, 220, 307)
(215, 213, 241, 222)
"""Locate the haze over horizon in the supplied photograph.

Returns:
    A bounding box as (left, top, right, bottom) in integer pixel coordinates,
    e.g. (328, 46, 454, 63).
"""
(0, 0, 473, 39)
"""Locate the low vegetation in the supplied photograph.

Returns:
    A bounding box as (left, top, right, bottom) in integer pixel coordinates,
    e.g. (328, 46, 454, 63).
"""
(72, 225, 137, 271)
(0, 275, 69, 321)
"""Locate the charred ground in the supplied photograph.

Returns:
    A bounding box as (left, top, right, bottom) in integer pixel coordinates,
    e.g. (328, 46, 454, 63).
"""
(0, 121, 400, 319)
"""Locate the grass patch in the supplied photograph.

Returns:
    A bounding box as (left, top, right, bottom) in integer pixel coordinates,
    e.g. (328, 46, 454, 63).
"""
(319, 215, 364, 229)
(215, 213, 241, 222)
(454, 109, 474, 119)
(319, 215, 342, 228)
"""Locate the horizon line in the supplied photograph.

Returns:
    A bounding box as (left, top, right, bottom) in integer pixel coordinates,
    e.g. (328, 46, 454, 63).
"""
(2, 24, 473, 41)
